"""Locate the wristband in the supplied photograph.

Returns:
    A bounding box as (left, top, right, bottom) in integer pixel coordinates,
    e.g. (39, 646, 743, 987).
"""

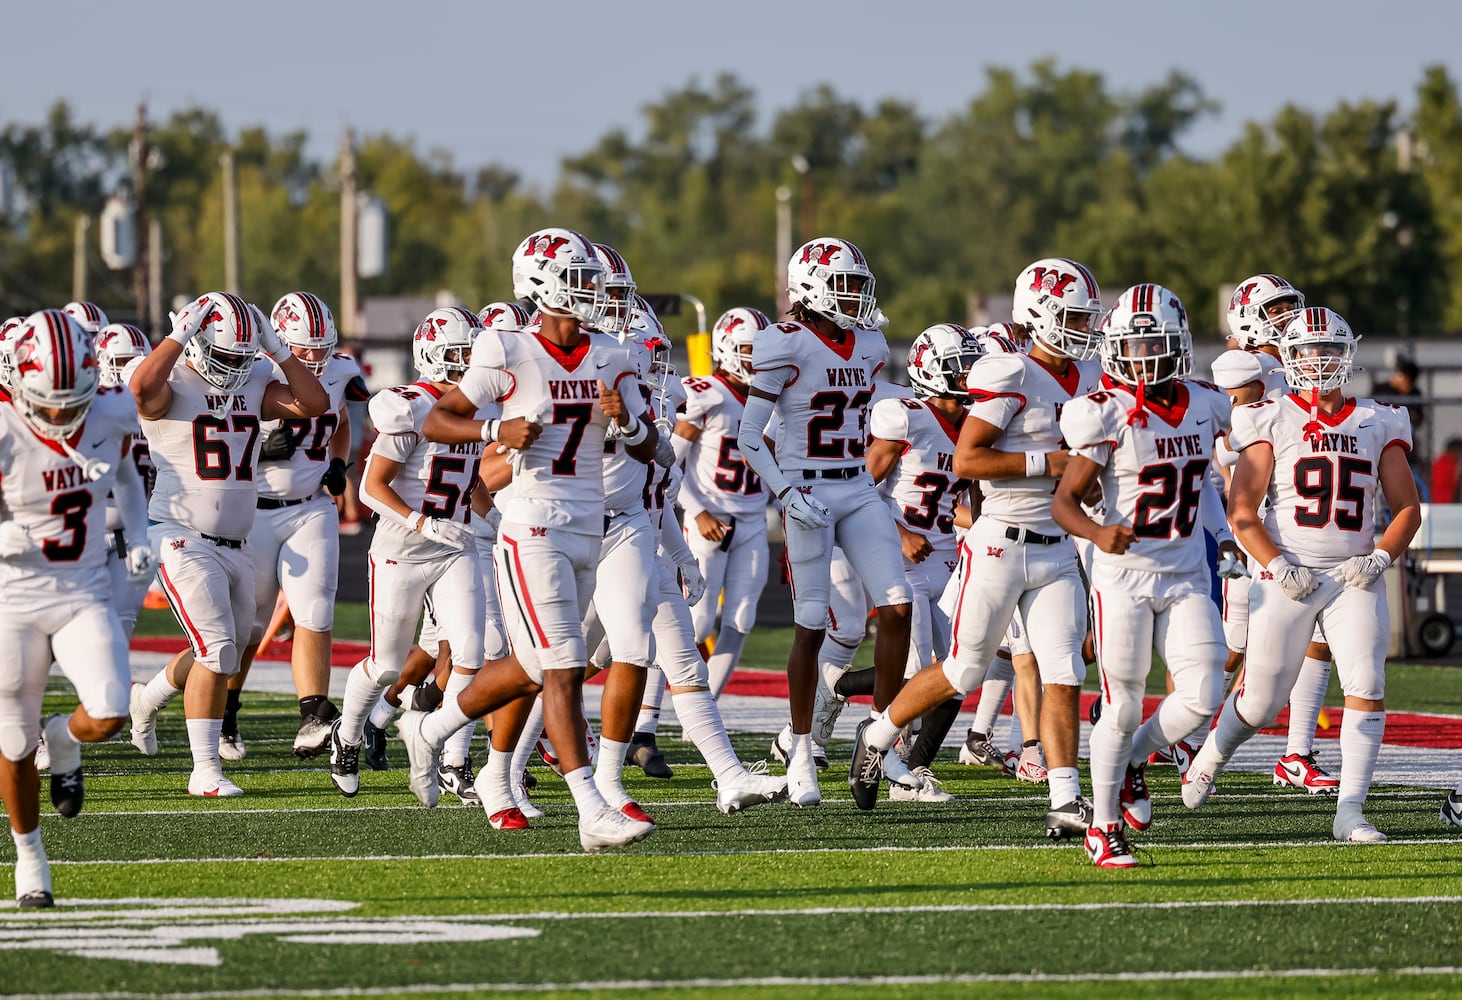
(1025, 451, 1046, 477)
(480, 419, 501, 444)
(620, 417, 649, 447)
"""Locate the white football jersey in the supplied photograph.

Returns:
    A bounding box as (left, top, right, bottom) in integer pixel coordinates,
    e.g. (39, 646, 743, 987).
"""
(1062, 380, 1230, 581)
(365, 382, 484, 561)
(0, 388, 138, 609)
(869, 395, 970, 553)
(603, 378, 685, 516)
(750, 320, 888, 471)
(678, 374, 766, 518)
(966, 353, 1101, 536)
(257, 353, 366, 501)
(458, 327, 644, 534)
(143, 360, 276, 540)
(1228, 394, 1411, 568)
(1256, 351, 1289, 398)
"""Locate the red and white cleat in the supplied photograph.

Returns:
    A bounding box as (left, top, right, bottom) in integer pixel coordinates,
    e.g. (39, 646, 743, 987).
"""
(487, 807, 530, 831)
(1084, 822, 1139, 869)
(1273, 753, 1339, 795)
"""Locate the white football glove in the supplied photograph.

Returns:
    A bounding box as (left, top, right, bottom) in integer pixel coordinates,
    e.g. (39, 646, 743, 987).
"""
(1339, 548, 1392, 590)
(61, 441, 111, 482)
(1267, 555, 1319, 602)
(0, 521, 35, 558)
(779, 487, 831, 530)
(1216, 552, 1250, 580)
(167, 295, 212, 347)
(479, 507, 503, 538)
(256, 317, 294, 364)
(419, 516, 474, 550)
(125, 544, 156, 585)
(675, 556, 707, 607)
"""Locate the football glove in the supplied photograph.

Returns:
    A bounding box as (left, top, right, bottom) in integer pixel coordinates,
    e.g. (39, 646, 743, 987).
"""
(321, 457, 350, 496)
(779, 487, 831, 530)
(675, 555, 707, 607)
(418, 516, 473, 550)
(0, 521, 35, 558)
(125, 544, 156, 585)
(1216, 552, 1250, 580)
(1339, 548, 1392, 590)
(1267, 555, 1319, 602)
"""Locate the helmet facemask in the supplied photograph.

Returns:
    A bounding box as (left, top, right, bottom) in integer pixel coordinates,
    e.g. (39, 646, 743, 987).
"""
(185, 338, 256, 394)
(1100, 328, 1189, 389)
(1282, 341, 1353, 393)
(1034, 305, 1103, 361)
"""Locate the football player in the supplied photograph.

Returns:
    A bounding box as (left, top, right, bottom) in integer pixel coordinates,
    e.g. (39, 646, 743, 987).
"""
(329, 307, 485, 799)
(397, 228, 661, 851)
(1185, 307, 1420, 842)
(674, 307, 772, 701)
(851, 258, 1103, 834)
(1220, 275, 1339, 793)
(127, 294, 327, 796)
(0, 311, 142, 906)
(1053, 285, 1232, 868)
(737, 237, 915, 808)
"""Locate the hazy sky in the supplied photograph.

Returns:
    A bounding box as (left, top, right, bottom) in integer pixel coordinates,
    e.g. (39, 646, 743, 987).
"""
(6, 2, 1462, 187)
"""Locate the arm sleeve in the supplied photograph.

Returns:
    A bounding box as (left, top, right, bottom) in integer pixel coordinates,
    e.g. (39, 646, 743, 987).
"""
(1200, 474, 1233, 544)
(114, 448, 149, 547)
(659, 506, 695, 566)
(738, 395, 793, 499)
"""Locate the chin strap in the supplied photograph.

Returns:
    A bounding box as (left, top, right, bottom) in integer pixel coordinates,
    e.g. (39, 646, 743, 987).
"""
(1125, 381, 1149, 428)
(1302, 387, 1323, 444)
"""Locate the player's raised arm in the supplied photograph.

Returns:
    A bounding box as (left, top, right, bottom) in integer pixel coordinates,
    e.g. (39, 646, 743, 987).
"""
(260, 318, 329, 419)
(130, 296, 211, 419)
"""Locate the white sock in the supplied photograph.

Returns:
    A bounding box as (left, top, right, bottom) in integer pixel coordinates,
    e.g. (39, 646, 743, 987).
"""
(819, 634, 859, 687)
(1338, 710, 1385, 808)
(564, 765, 611, 816)
(707, 629, 748, 698)
(972, 655, 1014, 736)
(480, 744, 516, 813)
(139, 670, 182, 715)
(338, 662, 384, 745)
(595, 737, 630, 807)
(185, 717, 223, 774)
(672, 688, 741, 784)
(1286, 656, 1332, 756)
(511, 697, 545, 782)
(367, 696, 398, 731)
(1008, 710, 1023, 749)
(1131, 695, 1209, 765)
(10, 828, 49, 897)
(1204, 691, 1259, 766)
(863, 712, 900, 751)
(441, 672, 477, 767)
(419, 694, 471, 749)
(1086, 720, 1128, 828)
(635, 671, 666, 736)
(1047, 765, 1081, 808)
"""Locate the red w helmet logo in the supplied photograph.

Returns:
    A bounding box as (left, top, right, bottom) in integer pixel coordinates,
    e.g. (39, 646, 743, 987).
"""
(273, 304, 301, 328)
(1234, 282, 1259, 308)
(526, 234, 571, 259)
(482, 307, 505, 326)
(800, 243, 839, 266)
(1029, 268, 1076, 297)
(722, 316, 744, 333)
(14, 340, 43, 376)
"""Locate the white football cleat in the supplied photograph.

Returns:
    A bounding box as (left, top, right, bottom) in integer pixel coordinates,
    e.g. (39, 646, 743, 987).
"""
(1181, 766, 1219, 809)
(33, 734, 49, 773)
(888, 765, 953, 803)
(786, 743, 821, 808)
(1334, 804, 1386, 843)
(512, 775, 544, 820)
(1120, 764, 1152, 831)
(1443, 788, 1462, 829)
(129, 683, 159, 757)
(579, 804, 654, 852)
(1015, 744, 1048, 783)
(715, 767, 789, 815)
(1085, 822, 1139, 869)
(187, 772, 243, 798)
(396, 711, 441, 808)
(810, 667, 847, 746)
(219, 732, 247, 761)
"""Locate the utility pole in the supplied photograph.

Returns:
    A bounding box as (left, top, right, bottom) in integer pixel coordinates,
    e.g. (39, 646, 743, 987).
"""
(775, 186, 792, 318)
(72, 215, 90, 301)
(131, 103, 149, 330)
(339, 128, 358, 338)
(148, 218, 163, 339)
(221, 148, 240, 294)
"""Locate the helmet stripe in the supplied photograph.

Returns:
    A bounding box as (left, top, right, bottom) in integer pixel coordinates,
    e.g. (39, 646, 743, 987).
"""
(46, 310, 74, 390)
(216, 292, 251, 342)
(299, 292, 326, 341)
(1060, 259, 1099, 299)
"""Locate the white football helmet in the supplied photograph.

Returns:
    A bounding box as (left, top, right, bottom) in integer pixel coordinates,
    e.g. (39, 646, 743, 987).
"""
(63, 300, 110, 336)
(975, 321, 1029, 355)
(592, 243, 637, 335)
(413, 306, 479, 382)
(271, 291, 338, 374)
(10, 309, 100, 441)
(1279, 307, 1358, 392)
(1226, 274, 1304, 349)
(907, 323, 986, 400)
(184, 292, 260, 393)
(0, 316, 25, 387)
(95, 322, 152, 387)
(787, 237, 878, 331)
(623, 294, 672, 377)
(476, 301, 534, 332)
(1099, 284, 1192, 388)
(1013, 258, 1103, 360)
(712, 307, 770, 381)
(511, 228, 609, 326)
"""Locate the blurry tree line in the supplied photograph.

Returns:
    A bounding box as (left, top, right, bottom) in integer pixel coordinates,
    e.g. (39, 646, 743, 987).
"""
(5, 59, 1462, 336)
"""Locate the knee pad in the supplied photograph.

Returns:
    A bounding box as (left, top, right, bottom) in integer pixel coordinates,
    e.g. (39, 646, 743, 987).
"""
(794, 598, 831, 632)
(942, 653, 989, 697)
(292, 597, 334, 635)
(0, 721, 39, 762)
(661, 649, 708, 688)
(1038, 654, 1085, 688)
(1111, 696, 1144, 734)
(364, 659, 401, 687)
(1189, 670, 1227, 719)
(205, 642, 240, 678)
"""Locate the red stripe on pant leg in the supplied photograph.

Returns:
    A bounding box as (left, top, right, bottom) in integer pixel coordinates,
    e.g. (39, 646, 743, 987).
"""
(159, 563, 209, 658)
(368, 555, 377, 663)
(504, 535, 551, 647)
(949, 541, 971, 660)
(1095, 591, 1110, 703)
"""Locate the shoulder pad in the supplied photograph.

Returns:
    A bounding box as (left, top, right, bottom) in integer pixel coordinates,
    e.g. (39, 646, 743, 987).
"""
(369, 385, 428, 435)
(1059, 392, 1118, 450)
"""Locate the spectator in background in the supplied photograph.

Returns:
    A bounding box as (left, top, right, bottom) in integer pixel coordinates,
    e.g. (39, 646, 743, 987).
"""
(1382, 356, 1425, 434)
(1432, 438, 1462, 504)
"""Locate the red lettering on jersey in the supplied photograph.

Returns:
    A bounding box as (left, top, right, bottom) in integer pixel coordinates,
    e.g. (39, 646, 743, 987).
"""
(530, 526, 548, 537)
(170, 539, 186, 550)
(525, 234, 570, 259)
(1029, 268, 1076, 298)
(986, 546, 1005, 558)
(549, 379, 601, 401)
(799, 243, 839, 266)
(777, 322, 801, 335)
